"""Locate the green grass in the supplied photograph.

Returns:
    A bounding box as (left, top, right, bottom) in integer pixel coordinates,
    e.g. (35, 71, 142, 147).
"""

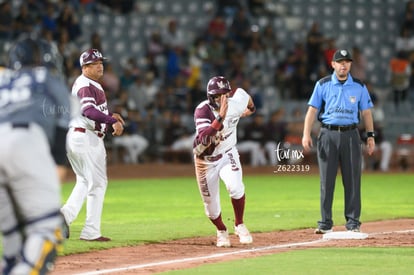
(1, 173, 413, 274)
(161, 247, 414, 275)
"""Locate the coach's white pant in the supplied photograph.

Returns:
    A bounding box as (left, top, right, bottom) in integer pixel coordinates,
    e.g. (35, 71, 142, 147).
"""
(62, 128, 108, 240)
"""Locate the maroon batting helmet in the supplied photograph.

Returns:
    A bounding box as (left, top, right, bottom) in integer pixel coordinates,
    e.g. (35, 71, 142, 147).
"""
(206, 76, 231, 108)
(79, 49, 107, 66)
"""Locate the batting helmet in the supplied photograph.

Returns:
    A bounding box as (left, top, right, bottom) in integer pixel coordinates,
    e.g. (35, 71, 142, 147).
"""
(206, 76, 231, 109)
(79, 49, 106, 66)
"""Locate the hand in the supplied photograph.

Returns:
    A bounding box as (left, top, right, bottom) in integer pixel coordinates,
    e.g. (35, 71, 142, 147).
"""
(366, 137, 375, 155)
(112, 113, 125, 125)
(112, 121, 124, 136)
(302, 135, 313, 152)
(218, 95, 228, 118)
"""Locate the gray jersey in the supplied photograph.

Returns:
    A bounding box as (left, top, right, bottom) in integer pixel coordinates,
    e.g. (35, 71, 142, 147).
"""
(0, 66, 70, 144)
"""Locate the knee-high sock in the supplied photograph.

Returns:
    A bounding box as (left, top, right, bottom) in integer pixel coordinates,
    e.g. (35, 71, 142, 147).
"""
(210, 214, 227, 231)
(232, 194, 245, 226)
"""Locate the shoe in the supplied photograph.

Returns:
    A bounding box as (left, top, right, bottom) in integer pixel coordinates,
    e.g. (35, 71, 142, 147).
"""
(314, 228, 333, 234)
(234, 224, 253, 244)
(80, 236, 111, 242)
(60, 213, 70, 239)
(216, 230, 231, 247)
(348, 227, 360, 232)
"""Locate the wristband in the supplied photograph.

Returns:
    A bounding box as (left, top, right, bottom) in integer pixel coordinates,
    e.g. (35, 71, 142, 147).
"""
(216, 115, 223, 123)
(366, 131, 375, 138)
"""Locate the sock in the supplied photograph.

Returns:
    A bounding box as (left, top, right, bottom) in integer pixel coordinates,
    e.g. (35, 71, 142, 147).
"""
(210, 214, 227, 231)
(232, 194, 245, 226)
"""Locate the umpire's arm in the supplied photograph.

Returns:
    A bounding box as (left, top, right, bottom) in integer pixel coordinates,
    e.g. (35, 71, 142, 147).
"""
(361, 109, 376, 155)
(302, 106, 318, 152)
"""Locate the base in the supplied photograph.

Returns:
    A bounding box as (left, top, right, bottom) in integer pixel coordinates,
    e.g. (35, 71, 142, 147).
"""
(322, 231, 369, 240)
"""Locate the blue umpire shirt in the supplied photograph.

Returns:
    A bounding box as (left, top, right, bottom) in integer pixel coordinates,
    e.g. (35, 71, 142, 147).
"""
(308, 73, 374, 126)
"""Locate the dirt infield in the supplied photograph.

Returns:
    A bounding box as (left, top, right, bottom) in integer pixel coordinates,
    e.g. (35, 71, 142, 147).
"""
(54, 164, 414, 275)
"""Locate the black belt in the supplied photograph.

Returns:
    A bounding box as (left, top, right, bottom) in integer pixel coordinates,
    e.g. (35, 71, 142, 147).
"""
(74, 127, 104, 138)
(322, 123, 357, 131)
(12, 123, 29, 129)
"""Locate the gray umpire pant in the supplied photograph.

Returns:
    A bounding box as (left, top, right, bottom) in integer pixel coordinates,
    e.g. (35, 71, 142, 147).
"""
(316, 127, 362, 230)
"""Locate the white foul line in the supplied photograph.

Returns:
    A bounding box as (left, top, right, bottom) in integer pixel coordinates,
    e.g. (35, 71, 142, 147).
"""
(74, 229, 414, 275)
(74, 239, 327, 275)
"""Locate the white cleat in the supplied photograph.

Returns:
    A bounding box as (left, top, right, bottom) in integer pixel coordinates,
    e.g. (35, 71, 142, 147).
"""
(234, 224, 253, 244)
(216, 230, 231, 247)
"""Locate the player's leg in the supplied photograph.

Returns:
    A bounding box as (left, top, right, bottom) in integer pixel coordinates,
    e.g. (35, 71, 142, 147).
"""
(194, 157, 229, 246)
(61, 129, 90, 224)
(340, 130, 362, 231)
(80, 138, 108, 240)
(219, 148, 252, 244)
(3, 126, 63, 274)
(316, 129, 339, 231)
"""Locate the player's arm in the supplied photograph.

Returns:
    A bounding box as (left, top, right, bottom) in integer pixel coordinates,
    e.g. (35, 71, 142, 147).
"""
(193, 106, 222, 155)
(241, 96, 256, 117)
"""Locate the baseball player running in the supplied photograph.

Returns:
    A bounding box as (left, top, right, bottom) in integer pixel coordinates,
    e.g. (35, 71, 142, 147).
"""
(193, 76, 256, 247)
(0, 36, 70, 274)
(61, 49, 124, 241)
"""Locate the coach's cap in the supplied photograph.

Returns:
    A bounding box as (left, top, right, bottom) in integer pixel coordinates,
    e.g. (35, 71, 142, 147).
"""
(79, 48, 107, 66)
(332, 49, 353, 62)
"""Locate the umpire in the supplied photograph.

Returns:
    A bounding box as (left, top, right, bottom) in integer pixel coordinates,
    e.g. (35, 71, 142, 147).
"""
(302, 49, 375, 234)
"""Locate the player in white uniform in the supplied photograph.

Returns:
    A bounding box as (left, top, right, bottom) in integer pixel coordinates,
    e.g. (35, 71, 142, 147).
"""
(61, 49, 124, 241)
(193, 76, 256, 247)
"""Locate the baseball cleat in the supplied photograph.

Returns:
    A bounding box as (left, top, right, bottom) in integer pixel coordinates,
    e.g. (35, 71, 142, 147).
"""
(60, 213, 70, 239)
(80, 236, 111, 242)
(216, 230, 231, 247)
(314, 228, 333, 234)
(234, 224, 253, 244)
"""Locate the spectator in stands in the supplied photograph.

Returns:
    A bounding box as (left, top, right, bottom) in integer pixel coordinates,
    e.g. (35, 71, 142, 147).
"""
(13, 4, 36, 38)
(261, 24, 281, 74)
(163, 19, 187, 51)
(127, 75, 147, 112)
(360, 83, 392, 172)
(42, 2, 59, 38)
(119, 57, 140, 90)
(146, 30, 166, 67)
(206, 13, 227, 41)
(112, 105, 149, 164)
(161, 111, 194, 158)
(0, 2, 13, 40)
(57, 4, 82, 41)
(305, 21, 327, 81)
(350, 46, 368, 82)
(237, 113, 268, 166)
(101, 62, 121, 101)
(264, 108, 288, 165)
(187, 37, 209, 88)
(285, 107, 305, 164)
(229, 8, 253, 50)
(216, 0, 241, 18)
(395, 25, 414, 55)
(246, 36, 266, 78)
(389, 51, 411, 109)
(189, 78, 206, 112)
(207, 36, 227, 77)
(323, 38, 337, 71)
(142, 71, 160, 109)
